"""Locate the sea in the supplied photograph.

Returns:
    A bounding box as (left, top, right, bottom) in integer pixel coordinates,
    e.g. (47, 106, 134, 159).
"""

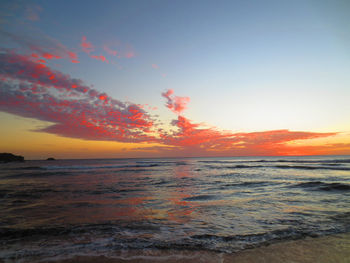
(0, 156, 350, 262)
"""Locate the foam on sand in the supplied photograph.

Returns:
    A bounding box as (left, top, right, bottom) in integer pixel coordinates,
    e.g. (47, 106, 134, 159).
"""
(52, 232, 350, 263)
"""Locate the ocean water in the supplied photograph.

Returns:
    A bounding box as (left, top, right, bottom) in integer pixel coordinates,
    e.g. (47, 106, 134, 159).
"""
(0, 156, 349, 262)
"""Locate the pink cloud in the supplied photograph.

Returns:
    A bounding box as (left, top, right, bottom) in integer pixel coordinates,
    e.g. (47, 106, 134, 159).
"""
(80, 36, 94, 54)
(90, 55, 108, 63)
(152, 64, 159, 69)
(125, 51, 135, 58)
(158, 115, 336, 156)
(42, 53, 61, 59)
(157, 90, 337, 156)
(123, 44, 136, 58)
(0, 51, 155, 142)
(103, 45, 117, 56)
(1, 31, 79, 64)
(161, 89, 190, 115)
(0, 50, 341, 156)
(68, 51, 78, 60)
(101, 41, 135, 59)
(0, 51, 87, 93)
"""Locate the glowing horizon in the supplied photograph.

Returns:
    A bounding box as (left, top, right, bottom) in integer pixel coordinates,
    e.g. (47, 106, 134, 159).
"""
(1, 0, 350, 159)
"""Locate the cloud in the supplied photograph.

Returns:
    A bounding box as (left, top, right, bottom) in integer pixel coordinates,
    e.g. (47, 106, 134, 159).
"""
(81, 38, 118, 63)
(103, 45, 117, 56)
(0, 31, 79, 63)
(123, 44, 136, 58)
(0, 51, 155, 143)
(125, 51, 135, 58)
(90, 55, 108, 63)
(1, 51, 87, 92)
(41, 53, 61, 59)
(101, 41, 136, 59)
(81, 36, 94, 54)
(161, 89, 190, 115)
(158, 90, 337, 156)
(152, 64, 159, 69)
(0, 50, 341, 156)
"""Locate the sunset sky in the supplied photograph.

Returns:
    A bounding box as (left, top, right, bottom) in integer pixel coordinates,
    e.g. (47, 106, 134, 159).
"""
(0, 0, 350, 159)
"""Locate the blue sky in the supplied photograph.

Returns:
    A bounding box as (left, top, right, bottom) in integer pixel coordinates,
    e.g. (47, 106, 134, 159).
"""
(1, 0, 350, 158)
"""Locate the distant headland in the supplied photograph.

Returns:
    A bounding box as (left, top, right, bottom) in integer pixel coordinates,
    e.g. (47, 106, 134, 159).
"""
(0, 153, 25, 163)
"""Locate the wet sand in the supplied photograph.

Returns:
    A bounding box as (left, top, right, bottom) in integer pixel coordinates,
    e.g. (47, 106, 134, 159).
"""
(47, 232, 350, 263)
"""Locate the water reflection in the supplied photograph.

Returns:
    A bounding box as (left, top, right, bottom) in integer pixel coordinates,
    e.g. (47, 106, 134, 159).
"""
(166, 163, 195, 223)
(1, 157, 350, 259)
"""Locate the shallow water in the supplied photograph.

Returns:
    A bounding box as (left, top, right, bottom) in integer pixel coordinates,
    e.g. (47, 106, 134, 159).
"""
(0, 156, 350, 262)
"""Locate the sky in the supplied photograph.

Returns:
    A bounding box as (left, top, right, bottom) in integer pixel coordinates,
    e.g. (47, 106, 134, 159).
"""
(0, 0, 350, 159)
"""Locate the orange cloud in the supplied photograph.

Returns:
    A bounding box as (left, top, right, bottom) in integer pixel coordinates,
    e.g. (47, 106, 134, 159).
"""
(157, 90, 338, 156)
(159, 116, 337, 156)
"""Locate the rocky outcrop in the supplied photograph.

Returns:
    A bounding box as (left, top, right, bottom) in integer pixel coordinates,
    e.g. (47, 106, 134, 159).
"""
(46, 157, 56, 161)
(0, 153, 25, 163)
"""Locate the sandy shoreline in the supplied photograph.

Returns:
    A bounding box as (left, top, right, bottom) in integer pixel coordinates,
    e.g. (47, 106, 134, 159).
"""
(33, 232, 350, 263)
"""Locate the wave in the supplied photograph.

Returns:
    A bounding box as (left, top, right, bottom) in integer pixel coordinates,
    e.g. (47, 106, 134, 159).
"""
(206, 180, 279, 191)
(189, 227, 336, 252)
(136, 161, 175, 164)
(3, 171, 71, 179)
(0, 218, 348, 260)
(6, 166, 44, 170)
(0, 222, 161, 240)
(112, 168, 161, 173)
(330, 211, 350, 222)
(206, 164, 264, 169)
(191, 228, 314, 243)
(0, 222, 344, 242)
(175, 161, 188, 166)
(0, 226, 315, 253)
(182, 194, 219, 201)
(275, 159, 350, 164)
(206, 164, 350, 171)
(260, 159, 350, 164)
(43, 163, 161, 170)
(137, 160, 189, 165)
(200, 159, 350, 164)
(3, 188, 62, 199)
(273, 165, 350, 171)
(223, 181, 276, 187)
(293, 181, 350, 191)
(198, 160, 243, 164)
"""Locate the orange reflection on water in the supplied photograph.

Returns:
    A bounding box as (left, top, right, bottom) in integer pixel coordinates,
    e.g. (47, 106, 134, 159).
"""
(165, 164, 195, 223)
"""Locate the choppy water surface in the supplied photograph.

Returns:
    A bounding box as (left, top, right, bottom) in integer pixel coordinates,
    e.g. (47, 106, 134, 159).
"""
(0, 156, 349, 261)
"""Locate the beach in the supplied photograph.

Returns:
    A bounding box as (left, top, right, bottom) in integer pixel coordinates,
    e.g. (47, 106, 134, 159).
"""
(44, 233, 350, 263)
